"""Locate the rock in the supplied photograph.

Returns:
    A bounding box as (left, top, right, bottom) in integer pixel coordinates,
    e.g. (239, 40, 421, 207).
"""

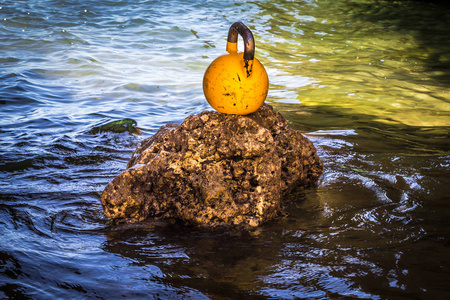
(89, 118, 141, 134)
(101, 104, 323, 229)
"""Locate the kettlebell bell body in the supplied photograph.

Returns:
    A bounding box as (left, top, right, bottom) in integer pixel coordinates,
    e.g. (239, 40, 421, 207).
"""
(203, 22, 269, 115)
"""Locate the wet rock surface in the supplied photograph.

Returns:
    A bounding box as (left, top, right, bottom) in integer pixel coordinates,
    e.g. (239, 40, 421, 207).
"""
(101, 104, 323, 229)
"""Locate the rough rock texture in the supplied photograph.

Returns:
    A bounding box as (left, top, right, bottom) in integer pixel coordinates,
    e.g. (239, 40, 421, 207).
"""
(101, 104, 323, 228)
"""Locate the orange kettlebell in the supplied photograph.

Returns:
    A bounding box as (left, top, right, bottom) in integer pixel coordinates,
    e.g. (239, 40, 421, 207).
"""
(203, 22, 269, 115)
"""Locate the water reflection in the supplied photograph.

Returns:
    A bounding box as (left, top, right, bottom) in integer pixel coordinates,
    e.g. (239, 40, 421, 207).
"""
(103, 225, 279, 299)
(1, 0, 450, 298)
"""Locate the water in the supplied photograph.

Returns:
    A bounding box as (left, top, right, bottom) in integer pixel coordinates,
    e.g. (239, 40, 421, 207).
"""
(1, 0, 449, 298)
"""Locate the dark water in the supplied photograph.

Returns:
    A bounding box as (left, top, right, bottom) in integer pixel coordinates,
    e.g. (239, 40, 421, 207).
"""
(1, 0, 449, 299)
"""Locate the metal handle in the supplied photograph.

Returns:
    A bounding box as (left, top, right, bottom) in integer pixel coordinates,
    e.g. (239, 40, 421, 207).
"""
(226, 22, 255, 77)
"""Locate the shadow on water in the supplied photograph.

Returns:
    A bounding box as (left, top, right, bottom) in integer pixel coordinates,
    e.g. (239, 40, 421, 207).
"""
(103, 225, 278, 299)
(345, 0, 450, 85)
(276, 103, 450, 155)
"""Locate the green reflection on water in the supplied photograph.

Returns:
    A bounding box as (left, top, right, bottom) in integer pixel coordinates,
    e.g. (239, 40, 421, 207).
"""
(252, 0, 450, 127)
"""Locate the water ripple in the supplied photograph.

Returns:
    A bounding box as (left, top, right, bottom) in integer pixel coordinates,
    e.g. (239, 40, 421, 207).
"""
(1, 0, 450, 299)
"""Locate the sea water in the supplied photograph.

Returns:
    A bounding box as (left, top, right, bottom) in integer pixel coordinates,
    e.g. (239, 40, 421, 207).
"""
(1, 0, 449, 299)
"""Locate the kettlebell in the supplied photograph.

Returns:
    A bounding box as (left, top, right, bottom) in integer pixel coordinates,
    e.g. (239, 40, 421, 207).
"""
(203, 22, 269, 115)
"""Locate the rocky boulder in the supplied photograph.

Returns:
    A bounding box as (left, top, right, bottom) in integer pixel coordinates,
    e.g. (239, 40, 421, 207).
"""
(101, 104, 323, 229)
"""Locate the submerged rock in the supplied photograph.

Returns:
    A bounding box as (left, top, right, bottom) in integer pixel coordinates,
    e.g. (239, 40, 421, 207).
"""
(89, 118, 141, 135)
(101, 104, 323, 229)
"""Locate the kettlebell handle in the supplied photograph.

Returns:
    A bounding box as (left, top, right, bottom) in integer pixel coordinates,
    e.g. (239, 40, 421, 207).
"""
(227, 22, 255, 77)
